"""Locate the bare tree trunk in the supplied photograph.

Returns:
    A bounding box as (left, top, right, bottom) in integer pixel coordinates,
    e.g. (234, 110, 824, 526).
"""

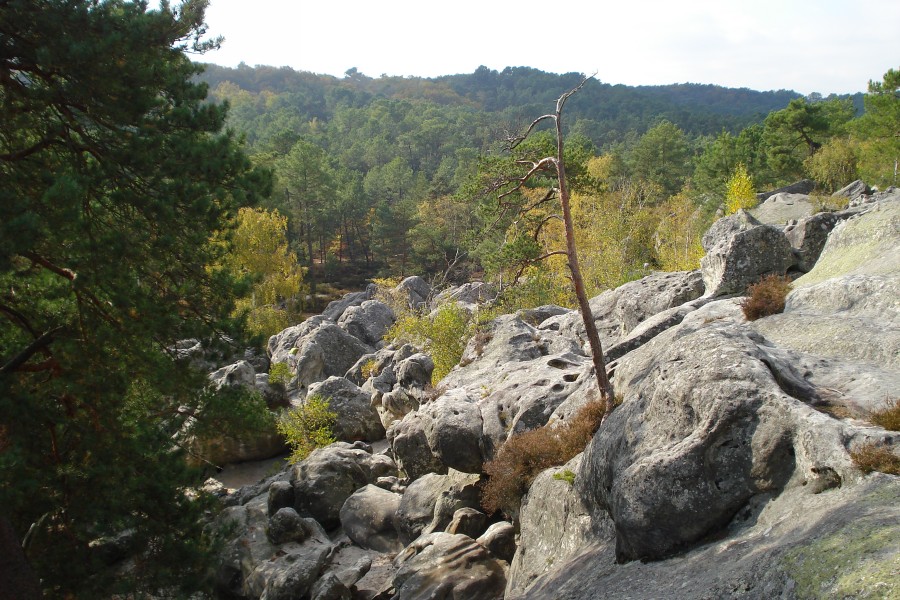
(552, 90, 615, 420)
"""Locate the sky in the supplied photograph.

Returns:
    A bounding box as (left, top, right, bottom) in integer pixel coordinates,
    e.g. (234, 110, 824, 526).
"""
(193, 0, 899, 95)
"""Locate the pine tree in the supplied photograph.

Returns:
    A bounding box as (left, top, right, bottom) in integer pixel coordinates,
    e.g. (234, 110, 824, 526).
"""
(0, 0, 271, 594)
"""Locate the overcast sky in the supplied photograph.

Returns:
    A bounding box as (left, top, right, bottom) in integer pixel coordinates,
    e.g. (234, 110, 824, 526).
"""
(194, 0, 899, 95)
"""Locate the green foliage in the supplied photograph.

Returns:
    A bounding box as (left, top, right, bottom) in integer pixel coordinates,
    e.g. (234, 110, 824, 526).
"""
(763, 97, 855, 183)
(725, 164, 757, 214)
(360, 359, 381, 380)
(277, 395, 337, 464)
(387, 303, 473, 384)
(0, 0, 270, 594)
(269, 362, 293, 387)
(628, 120, 691, 198)
(853, 67, 900, 188)
(482, 401, 606, 517)
(553, 469, 577, 485)
(740, 275, 792, 321)
(805, 138, 860, 192)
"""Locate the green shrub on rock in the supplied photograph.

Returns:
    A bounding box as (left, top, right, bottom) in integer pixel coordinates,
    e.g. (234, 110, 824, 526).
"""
(277, 395, 337, 464)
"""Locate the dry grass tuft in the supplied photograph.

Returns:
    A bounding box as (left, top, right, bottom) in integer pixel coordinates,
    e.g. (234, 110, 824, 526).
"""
(741, 274, 792, 321)
(869, 397, 900, 431)
(481, 399, 607, 517)
(850, 441, 900, 475)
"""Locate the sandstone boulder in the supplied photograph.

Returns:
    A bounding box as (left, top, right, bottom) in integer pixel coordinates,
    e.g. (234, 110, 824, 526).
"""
(392, 532, 507, 600)
(749, 192, 815, 225)
(307, 376, 386, 442)
(291, 442, 397, 530)
(339, 484, 403, 553)
(394, 470, 482, 546)
(336, 299, 395, 346)
(701, 211, 795, 296)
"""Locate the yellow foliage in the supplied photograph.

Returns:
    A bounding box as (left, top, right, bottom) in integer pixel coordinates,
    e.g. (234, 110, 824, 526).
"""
(654, 193, 707, 271)
(537, 188, 658, 295)
(386, 303, 471, 384)
(725, 164, 757, 214)
(227, 207, 305, 339)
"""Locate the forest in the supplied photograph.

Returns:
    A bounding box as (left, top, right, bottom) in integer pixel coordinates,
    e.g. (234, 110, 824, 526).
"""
(197, 61, 893, 333)
(1, 0, 897, 596)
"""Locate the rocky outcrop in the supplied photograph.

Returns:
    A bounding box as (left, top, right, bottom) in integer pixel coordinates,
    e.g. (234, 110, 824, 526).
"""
(750, 192, 816, 225)
(213, 191, 898, 600)
(392, 533, 507, 600)
(306, 376, 386, 442)
(291, 442, 397, 530)
(337, 299, 395, 347)
(701, 210, 795, 296)
(339, 485, 403, 553)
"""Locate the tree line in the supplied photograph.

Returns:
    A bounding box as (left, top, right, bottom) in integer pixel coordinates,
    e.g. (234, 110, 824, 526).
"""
(200, 63, 894, 302)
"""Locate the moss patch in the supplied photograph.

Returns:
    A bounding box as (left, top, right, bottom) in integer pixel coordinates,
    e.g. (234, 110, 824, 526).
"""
(782, 518, 900, 599)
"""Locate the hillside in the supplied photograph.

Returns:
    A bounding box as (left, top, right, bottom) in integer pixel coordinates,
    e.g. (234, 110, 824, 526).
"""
(198, 63, 807, 142)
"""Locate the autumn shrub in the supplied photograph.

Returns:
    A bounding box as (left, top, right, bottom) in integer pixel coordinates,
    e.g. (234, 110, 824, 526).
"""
(850, 441, 900, 475)
(725, 163, 757, 215)
(741, 275, 792, 321)
(481, 400, 606, 517)
(386, 302, 473, 384)
(276, 394, 336, 464)
(360, 358, 380, 380)
(869, 397, 900, 431)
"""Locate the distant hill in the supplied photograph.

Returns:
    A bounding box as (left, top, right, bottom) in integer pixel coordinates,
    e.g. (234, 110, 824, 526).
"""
(197, 63, 805, 145)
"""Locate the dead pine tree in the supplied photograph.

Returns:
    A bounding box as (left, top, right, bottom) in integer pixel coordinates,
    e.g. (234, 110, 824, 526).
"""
(493, 77, 616, 421)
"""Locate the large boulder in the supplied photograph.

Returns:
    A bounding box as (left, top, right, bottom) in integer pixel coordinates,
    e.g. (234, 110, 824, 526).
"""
(544, 270, 705, 351)
(394, 470, 483, 546)
(394, 276, 432, 309)
(507, 454, 610, 597)
(832, 179, 870, 202)
(321, 286, 374, 322)
(272, 322, 373, 398)
(783, 210, 844, 272)
(420, 389, 487, 474)
(434, 281, 497, 306)
(337, 299, 395, 346)
(392, 533, 507, 600)
(214, 493, 334, 599)
(291, 442, 397, 530)
(339, 484, 403, 553)
(701, 210, 795, 297)
(307, 376, 386, 442)
(749, 192, 815, 225)
(756, 179, 815, 202)
(516, 476, 900, 600)
(388, 412, 448, 480)
(582, 304, 801, 562)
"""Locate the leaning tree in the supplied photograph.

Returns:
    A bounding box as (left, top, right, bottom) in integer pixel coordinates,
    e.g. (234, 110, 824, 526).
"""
(488, 78, 615, 419)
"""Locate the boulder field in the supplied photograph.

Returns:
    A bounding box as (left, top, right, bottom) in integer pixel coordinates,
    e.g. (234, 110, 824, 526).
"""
(209, 185, 899, 599)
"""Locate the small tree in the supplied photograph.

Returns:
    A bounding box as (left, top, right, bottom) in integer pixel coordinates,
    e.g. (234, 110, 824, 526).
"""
(487, 78, 615, 420)
(225, 207, 305, 339)
(725, 163, 757, 214)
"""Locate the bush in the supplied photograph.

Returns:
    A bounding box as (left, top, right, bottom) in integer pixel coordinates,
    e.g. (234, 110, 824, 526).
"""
(360, 358, 380, 380)
(725, 164, 757, 215)
(276, 395, 337, 464)
(268, 362, 293, 387)
(386, 303, 473, 384)
(741, 275, 792, 321)
(850, 441, 900, 475)
(481, 400, 606, 517)
(869, 397, 900, 431)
